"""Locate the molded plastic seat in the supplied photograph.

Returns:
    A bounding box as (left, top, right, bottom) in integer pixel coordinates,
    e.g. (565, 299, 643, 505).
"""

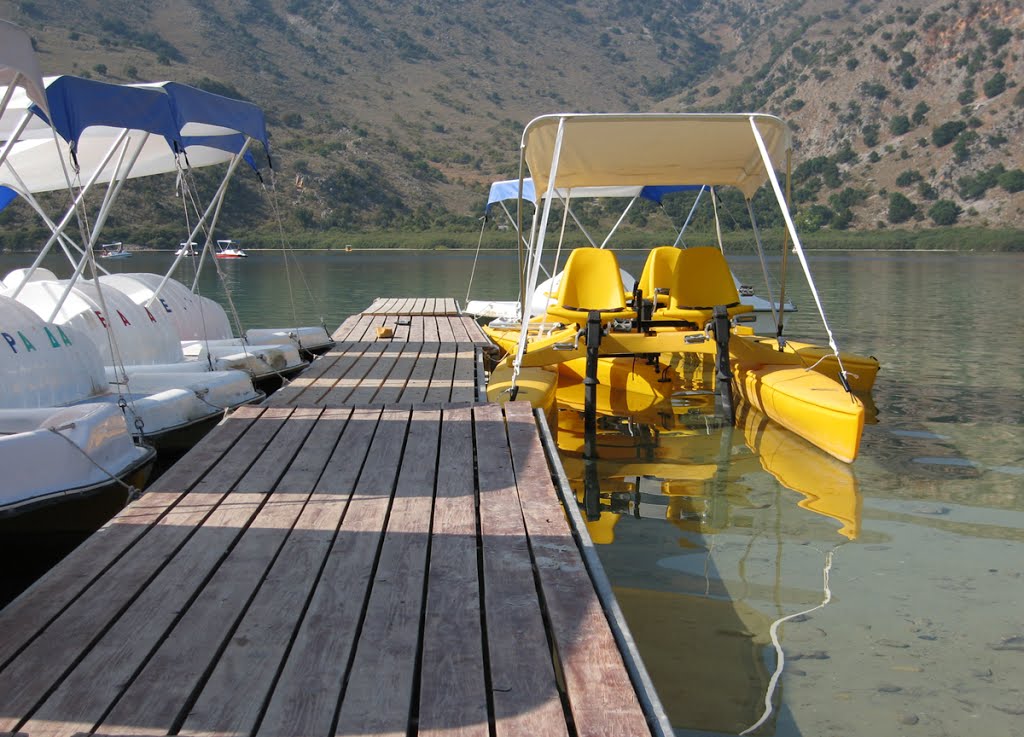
(659, 246, 754, 325)
(545, 247, 637, 325)
(637, 246, 682, 307)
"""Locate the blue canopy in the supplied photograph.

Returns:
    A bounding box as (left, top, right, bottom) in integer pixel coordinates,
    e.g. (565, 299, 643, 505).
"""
(35, 76, 178, 156)
(485, 178, 702, 212)
(155, 81, 270, 157)
(0, 185, 19, 212)
(29, 76, 269, 163)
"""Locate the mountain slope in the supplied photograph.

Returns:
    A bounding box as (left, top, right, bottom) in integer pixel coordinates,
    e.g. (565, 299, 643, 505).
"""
(2, 0, 1022, 242)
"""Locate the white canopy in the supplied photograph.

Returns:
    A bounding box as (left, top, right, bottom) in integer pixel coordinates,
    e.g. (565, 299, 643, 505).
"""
(0, 20, 48, 114)
(521, 113, 791, 200)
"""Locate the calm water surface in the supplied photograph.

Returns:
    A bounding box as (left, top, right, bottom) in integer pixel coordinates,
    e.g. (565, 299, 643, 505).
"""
(2, 247, 1023, 736)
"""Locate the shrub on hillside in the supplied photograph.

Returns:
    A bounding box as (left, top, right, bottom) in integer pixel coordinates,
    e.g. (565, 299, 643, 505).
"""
(928, 200, 961, 226)
(998, 169, 1024, 193)
(887, 192, 917, 224)
(983, 72, 1007, 98)
(932, 121, 967, 147)
(889, 115, 911, 135)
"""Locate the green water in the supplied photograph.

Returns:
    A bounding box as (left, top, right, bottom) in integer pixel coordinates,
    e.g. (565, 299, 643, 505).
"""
(3, 248, 1023, 736)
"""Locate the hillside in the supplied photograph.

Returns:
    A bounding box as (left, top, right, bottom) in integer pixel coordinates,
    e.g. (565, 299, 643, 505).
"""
(2, 0, 1023, 245)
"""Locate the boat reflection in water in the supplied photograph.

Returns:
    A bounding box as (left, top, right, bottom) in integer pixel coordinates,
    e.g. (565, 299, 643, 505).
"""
(555, 398, 860, 735)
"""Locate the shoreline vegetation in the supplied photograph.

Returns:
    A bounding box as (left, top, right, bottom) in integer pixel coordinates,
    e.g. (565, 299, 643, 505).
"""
(1, 227, 1021, 254)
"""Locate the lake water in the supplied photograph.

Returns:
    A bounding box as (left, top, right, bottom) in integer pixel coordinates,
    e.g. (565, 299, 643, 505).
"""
(2, 247, 1023, 736)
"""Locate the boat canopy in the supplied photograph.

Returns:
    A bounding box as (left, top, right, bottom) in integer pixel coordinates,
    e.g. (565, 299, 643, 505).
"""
(0, 75, 269, 195)
(0, 20, 48, 114)
(485, 177, 700, 212)
(522, 113, 791, 200)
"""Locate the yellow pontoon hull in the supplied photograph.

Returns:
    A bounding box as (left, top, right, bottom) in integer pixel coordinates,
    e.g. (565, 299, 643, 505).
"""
(484, 320, 876, 463)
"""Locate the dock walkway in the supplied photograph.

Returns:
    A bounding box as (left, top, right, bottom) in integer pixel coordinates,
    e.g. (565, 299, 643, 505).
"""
(267, 297, 493, 408)
(0, 299, 669, 737)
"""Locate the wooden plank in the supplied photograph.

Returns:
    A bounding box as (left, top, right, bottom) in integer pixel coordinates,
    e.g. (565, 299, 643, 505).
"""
(423, 315, 441, 343)
(332, 313, 369, 341)
(406, 315, 425, 342)
(176, 408, 367, 737)
(397, 343, 437, 404)
(475, 403, 568, 737)
(268, 342, 374, 407)
(445, 314, 470, 344)
(3, 409, 299, 737)
(333, 406, 441, 736)
(365, 298, 390, 315)
(0, 406, 260, 670)
(371, 342, 423, 405)
(342, 342, 408, 405)
(311, 342, 390, 406)
(436, 314, 456, 343)
(411, 297, 427, 315)
(451, 346, 478, 404)
(87, 409, 325, 737)
(460, 316, 491, 345)
(503, 402, 652, 737)
(266, 346, 349, 406)
(418, 405, 488, 737)
(424, 343, 457, 404)
(256, 408, 411, 737)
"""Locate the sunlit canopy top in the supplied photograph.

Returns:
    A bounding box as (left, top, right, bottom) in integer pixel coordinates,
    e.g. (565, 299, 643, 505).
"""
(522, 113, 791, 200)
(0, 20, 48, 114)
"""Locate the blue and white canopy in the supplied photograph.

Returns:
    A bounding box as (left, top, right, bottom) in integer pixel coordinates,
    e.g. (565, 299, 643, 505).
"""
(485, 177, 701, 213)
(0, 74, 270, 196)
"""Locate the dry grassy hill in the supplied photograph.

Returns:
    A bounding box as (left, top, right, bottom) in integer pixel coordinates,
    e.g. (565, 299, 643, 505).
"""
(2, 0, 1022, 244)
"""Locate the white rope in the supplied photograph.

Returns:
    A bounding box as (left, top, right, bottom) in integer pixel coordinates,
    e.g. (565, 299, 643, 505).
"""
(740, 547, 836, 735)
(465, 215, 488, 303)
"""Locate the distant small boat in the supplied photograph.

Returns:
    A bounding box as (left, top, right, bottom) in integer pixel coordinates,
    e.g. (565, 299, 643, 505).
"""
(99, 242, 131, 259)
(175, 241, 196, 256)
(214, 239, 247, 259)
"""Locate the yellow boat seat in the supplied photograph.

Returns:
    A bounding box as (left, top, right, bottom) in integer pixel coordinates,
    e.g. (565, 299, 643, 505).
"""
(545, 247, 638, 325)
(659, 246, 754, 325)
(636, 246, 682, 308)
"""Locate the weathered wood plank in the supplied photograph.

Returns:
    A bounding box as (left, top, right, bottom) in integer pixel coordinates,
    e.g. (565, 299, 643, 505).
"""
(89, 409, 325, 737)
(423, 315, 441, 343)
(397, 343, 437, 404)
(266, 345, 351, 406)
(368, 342, 422, 405)
(0, 407, 261, 670)
(418, 405, 489, 737)
(474, 403, 568, 737)
(175, 409, 374, 737)
(341, 342, 409, 405)
(311, 342, 390, 405)
(5, 409, 300, 737)
(436, 313, 456, 342)
(503, 402, 652, 737)
(269, 342, 374, 407)
(424, 343, 457, 404)
(256, 408, 411, 737)
(451, 346, 478, 404)
(333, 407, 441, 736)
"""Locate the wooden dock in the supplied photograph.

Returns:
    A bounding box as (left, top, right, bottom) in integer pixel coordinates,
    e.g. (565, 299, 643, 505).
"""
(266, 297, 493, 408)
(0, 298, 670, 737)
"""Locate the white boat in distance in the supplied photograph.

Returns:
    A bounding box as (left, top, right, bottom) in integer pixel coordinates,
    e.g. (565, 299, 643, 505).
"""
(99, 242, 131, 259)
(214, 239, 247, 259)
